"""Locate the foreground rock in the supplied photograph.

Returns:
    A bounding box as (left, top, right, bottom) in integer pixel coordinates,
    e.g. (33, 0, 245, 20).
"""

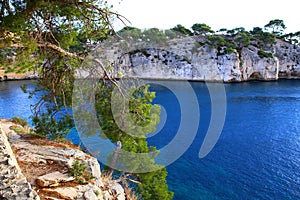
(0, 119, 126, 200)
(0, 120, 39, 200)
(36, 171, 75, 187)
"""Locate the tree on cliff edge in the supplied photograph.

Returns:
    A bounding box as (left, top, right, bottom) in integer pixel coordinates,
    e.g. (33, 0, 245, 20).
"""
(0, 1, 173, 199)
(171, 24, 192, 36)
(264, 19, 286, 36)
(192, 23, 214, 35)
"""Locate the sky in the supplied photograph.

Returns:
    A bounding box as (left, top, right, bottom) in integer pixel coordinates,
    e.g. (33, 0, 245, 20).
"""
(111, 0, 299, 33)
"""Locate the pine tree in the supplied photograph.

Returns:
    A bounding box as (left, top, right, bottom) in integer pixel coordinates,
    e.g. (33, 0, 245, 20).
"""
(0, 1, 173, 199)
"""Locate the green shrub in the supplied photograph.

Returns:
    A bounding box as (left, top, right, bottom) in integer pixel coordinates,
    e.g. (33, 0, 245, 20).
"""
(31, 114, 72, 140)
(94, 190, 100, 196)
(10, 125, 25, 134)
(225, 47, 235, 54)
(258, 50, 273, 58)
(206, 35, 237, 55)
(12, 116, 28, 127)
(68, 159, 93, 184)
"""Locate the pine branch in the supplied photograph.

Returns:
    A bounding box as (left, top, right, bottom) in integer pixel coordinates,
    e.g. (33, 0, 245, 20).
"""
(1, 42, 84, 60)
(38, 42, 84, 60)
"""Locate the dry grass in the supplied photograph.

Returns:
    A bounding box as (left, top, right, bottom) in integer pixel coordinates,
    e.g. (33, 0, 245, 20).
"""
(9, 128, 83, 200)
(17, 159, 81, 199)
(13, 150, 80, 200)
(19, 134, 81, 149)
(101, 172, 140, 200)
(123, 181, 139, 200)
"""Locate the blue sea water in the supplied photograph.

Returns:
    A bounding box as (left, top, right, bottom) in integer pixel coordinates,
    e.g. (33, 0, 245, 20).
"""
(0, 80, 299, 200)
(0, 80, 40, 121)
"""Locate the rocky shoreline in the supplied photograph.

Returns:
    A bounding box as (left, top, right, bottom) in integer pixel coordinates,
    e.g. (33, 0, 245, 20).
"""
(0, 119, 126, 200)
(0, 70, 38, 82)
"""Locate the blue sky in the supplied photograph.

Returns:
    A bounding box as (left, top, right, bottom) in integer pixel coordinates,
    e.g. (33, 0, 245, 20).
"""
(112, 0, 299, 33)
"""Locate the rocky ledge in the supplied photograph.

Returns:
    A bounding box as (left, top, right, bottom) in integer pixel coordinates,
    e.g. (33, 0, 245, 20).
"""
(0, 119, 126, 200)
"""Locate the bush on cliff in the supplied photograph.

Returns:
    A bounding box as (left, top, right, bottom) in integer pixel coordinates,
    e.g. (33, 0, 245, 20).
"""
(258, 50, 273, 58)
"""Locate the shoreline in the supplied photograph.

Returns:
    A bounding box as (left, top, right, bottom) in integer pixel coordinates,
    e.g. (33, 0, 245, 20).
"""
(0, 77, 38, 82)
(1, 76, 299, 84)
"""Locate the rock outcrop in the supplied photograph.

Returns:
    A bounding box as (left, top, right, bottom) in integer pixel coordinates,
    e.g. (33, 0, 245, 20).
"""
(95, 37, 300, 82)
(36, 171, 75, 187)
(0, 119, 126, 200)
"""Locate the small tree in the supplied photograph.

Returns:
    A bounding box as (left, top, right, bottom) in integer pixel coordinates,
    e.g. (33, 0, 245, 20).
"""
(171, 24, 192, 36)
(143, 28, 167, 45)
(234, 31, 251, 49)
(264, 19, 286, 35)
(217, 28, 228, 35)
(226, 27, 245, 36)
(259, 32, 276, 45)
(292, 31, 300, 44)
(164, 29, 177, 39)
(283, 31, 300, 44)
(250, 27, 276, 45)
(250, 27, 264, 36)
(192, 23, 214, 35)
(118, 26, 142, 41)
(206, 35, 236, 54)
(207, 35, 227, 48)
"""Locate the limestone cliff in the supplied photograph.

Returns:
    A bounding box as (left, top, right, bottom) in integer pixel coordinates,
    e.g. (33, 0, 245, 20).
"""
(96, 37, 300, 82)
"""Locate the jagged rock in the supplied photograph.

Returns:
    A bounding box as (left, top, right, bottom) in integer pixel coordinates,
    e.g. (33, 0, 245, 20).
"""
(42, 187, 79, 200)
(42, 184, 105, 200)
(84, 189, 99, 200)
(108, 182, 126, 200)
(36, 171, 75, 187)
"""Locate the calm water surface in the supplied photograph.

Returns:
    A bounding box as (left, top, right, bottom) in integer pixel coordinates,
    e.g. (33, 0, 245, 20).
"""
(0, 80, 39, 120)
(0, 80, 299, 200)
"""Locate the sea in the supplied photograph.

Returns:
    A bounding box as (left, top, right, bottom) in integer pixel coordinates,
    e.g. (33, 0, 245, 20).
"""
(0, 80, 299, 200)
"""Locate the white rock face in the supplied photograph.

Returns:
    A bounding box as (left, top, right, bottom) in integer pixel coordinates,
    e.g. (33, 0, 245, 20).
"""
(95, 37, 300, 82)
(240, 47, 279, 81)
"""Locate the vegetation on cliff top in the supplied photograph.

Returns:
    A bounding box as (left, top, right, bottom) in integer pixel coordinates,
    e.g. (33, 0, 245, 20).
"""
(116, 18, 299, 58)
